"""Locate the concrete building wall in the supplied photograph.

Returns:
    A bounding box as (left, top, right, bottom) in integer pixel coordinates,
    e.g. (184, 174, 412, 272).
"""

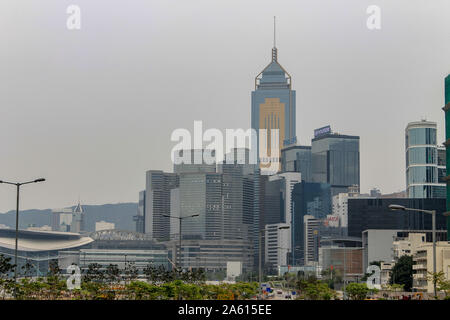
(362, 229, 399, 272)
(265, 223, 290, 267)
(413, 242, 450, 293)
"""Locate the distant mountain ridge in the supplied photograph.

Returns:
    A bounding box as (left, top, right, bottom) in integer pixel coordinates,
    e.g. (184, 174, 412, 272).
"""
(0, 203, 138, 232)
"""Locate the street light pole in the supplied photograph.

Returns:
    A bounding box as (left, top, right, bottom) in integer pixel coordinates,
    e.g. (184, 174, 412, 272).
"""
(163, 213, 199, 272)
(343, 248, 346, 300)
(0, 178, 45, 285)
(432, 210, 437, 298)
(14, 183, 20, 284)
(179, 216, 182, 270)
(259, 230, 262, 298)
(389, 204, 438, 297)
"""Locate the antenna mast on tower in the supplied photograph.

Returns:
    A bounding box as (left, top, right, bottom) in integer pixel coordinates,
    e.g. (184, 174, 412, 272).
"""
(272, 16, 277, 61)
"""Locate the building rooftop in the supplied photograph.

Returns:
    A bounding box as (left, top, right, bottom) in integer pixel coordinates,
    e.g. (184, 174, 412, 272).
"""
(0, 228, 93, 252)
(311, 133, 360, 142)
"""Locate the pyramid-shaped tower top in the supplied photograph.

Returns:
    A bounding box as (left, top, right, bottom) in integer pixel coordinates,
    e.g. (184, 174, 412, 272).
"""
(255, 17, 291, 90)
(73, 201, 84, 213)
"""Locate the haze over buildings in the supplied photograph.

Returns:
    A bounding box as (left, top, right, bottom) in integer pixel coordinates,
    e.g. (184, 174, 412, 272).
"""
(0, 2, 450, 296)
(1, 0, 449, 212)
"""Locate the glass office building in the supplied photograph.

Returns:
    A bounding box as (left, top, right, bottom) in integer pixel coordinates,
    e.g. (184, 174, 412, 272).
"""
(177, 149, 257, 243)
(405, 120, 446, 198)
(261, 177, 285, 226)
(281, 145, 312, 181)
(178, 172, 222, 240)
(442, 74, 450, 240)
(291, 182, 332, 265)
(347, 198, 447, 238)
(145, 170, 179, 241)
(311, 133, 360, 196)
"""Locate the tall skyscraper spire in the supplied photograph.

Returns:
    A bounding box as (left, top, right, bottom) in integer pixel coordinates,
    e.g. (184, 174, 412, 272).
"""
(272, 16, 277, 62)
(252, 17, 297, 173)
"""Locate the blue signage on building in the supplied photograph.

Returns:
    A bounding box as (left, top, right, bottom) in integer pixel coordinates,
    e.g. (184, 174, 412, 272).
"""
(314, 125, 331, 138)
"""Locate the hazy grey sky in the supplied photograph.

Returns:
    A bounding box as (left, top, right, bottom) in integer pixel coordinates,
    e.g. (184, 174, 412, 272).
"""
(1, 0, 449, 212)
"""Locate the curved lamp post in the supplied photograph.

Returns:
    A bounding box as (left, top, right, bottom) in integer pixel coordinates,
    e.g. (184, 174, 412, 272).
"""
(0, 178, 46, 285)
(162, 213, 199, 271)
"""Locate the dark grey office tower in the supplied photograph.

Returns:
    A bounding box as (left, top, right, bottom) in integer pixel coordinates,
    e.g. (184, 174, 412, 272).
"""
(304, 215, 321, 265)
(281, 145, 312, 181)
(145, 170, 179, 241)
(261, 177, 285, 225)
(174, 149, 218, 240)
(176, 148, 251, 241)
(134, 190, 145, 233)
(219, 163, 246, 240)
(258, 175, 286, 270)
(243, 178, 255, 230)
(347, 198, 447, 238)
(291, 182, 331, 265)
(179, 171, 223, 240)
(219, 148, 259, 242)
(311, 131, 360, 196)
(249, 171, 263, 270)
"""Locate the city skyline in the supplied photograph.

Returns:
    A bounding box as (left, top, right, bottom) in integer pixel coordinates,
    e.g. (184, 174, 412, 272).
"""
(1, 0, 450, 212)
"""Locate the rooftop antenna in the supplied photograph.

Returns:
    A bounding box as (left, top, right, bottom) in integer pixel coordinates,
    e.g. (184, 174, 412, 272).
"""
(272, 16, 277, 61)
(274, 16, 276, 48)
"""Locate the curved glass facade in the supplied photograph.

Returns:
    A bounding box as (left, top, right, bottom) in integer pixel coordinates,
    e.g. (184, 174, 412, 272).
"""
(405, 122, 445, 199)
(407, 147, 436, 165)
(409, 185, 446, 199)
(407, 166, 437, 184)
(406, 127, 437, 146)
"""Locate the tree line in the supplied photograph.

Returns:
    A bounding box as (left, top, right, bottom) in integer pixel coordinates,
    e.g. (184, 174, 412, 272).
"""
(0, 254, 258, 300)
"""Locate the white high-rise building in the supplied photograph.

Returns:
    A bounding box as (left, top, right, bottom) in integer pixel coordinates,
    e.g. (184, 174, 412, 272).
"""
(52, 208, 73, 232)
(265, 223, 290, 267)
(332, 193, 349, 228)
(95, 220, 115, 232)
(52, 201, 85, 233)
